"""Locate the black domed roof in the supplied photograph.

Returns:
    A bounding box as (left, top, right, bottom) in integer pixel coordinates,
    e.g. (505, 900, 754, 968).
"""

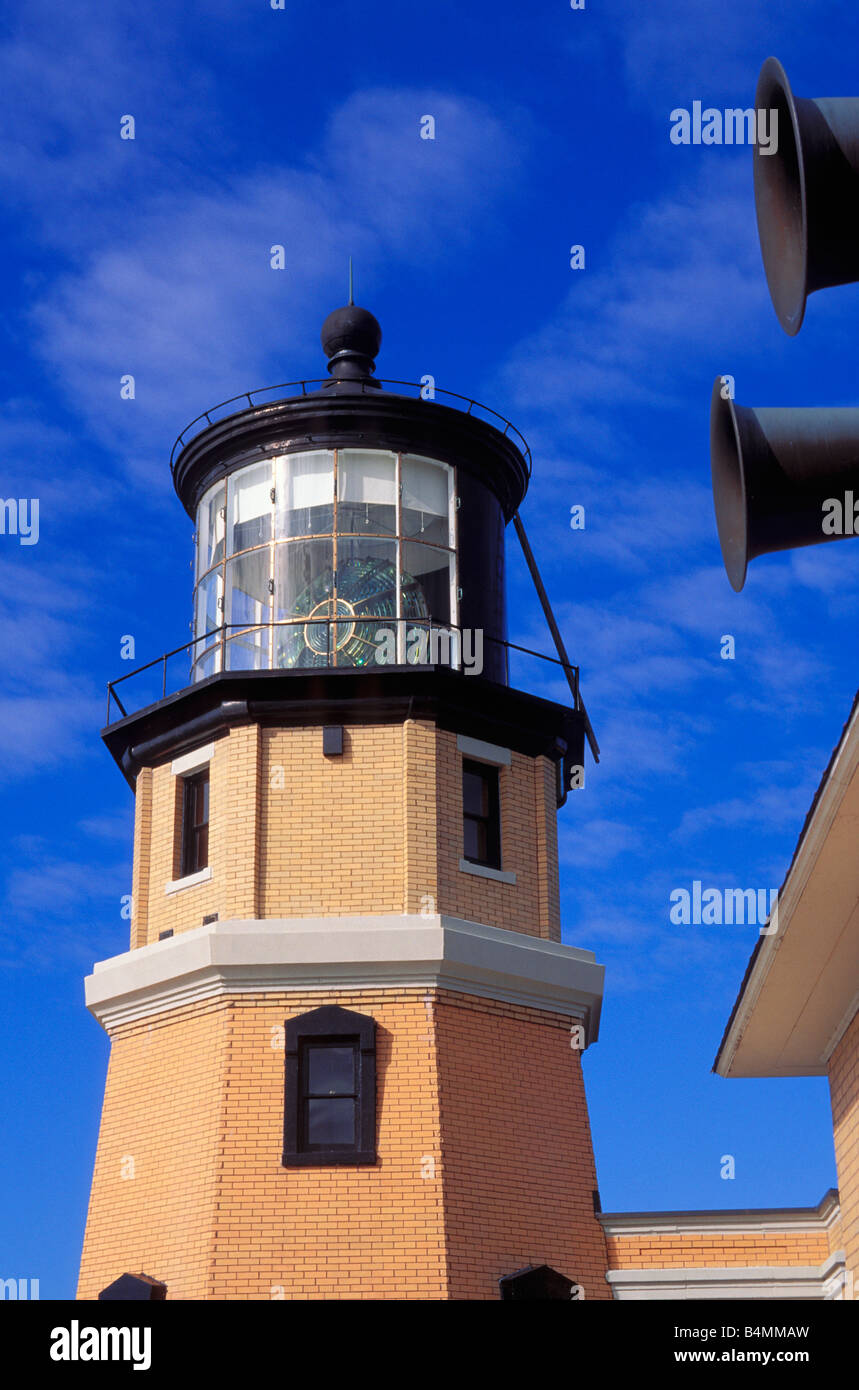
(321, 304, 382, 382)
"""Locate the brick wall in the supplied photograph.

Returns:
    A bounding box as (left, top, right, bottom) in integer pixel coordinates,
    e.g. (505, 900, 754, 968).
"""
(213, 990, 446, 1300)
(130, 721, 561, 946)
(79, 989, 445, 1300)
(402, 720, 439, 915)
(86, 712, 582, 1301)
(434, 988, 609, 1298)
(431, 731, 560, 938)
(130, 767, 152, 950)
(605, 1230, 831, 1270)
(77, 999, 229, 1301)
(258, 725, 406, 918)
(830, 1007, 859, 1289)
(135, 736, 229, 944)
(77, 987, 607, 1300)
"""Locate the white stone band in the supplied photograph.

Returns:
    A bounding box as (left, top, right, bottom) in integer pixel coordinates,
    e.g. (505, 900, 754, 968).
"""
(171, 742, 214, 776)
(85, 914, 604, 1038)
(456, 734, 511, 766)
(607, 1251, 847, 1300)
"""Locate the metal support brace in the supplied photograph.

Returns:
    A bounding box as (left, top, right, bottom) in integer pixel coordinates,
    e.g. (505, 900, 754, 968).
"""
(512, 512, 599, 762)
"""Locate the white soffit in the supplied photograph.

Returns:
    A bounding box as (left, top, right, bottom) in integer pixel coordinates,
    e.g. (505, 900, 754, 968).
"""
(717, 695, 859, 1077)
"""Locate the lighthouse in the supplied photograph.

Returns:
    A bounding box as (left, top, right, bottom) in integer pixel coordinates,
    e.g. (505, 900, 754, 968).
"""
(77, 302, 610, 1301)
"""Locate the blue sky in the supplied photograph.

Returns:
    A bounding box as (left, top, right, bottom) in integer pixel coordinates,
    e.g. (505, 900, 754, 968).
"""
(1, 0, 858, 1297)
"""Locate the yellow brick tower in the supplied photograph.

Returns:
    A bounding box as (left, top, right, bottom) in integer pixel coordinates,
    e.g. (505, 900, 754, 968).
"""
(78, 303, 609, 1301)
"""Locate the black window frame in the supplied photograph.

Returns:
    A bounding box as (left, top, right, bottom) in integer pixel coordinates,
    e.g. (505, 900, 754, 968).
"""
(180, 767, 210, 877)
(462, 757, 502, 870)
(282, 1005, 376, 1167)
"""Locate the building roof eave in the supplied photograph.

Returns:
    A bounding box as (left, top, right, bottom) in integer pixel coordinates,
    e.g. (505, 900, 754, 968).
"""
(714, 689, 859, 1078)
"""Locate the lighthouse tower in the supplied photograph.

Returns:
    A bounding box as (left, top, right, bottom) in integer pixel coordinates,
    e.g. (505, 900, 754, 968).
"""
(77, 304, 609, 1301)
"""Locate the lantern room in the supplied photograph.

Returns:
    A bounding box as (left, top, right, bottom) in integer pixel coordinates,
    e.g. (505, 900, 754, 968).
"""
(191, 447, 457, 678)
(171, 303, 528, 688)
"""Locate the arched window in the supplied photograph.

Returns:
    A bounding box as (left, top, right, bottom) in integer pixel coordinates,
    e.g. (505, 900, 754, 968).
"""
(282, 1005, 376, 1167)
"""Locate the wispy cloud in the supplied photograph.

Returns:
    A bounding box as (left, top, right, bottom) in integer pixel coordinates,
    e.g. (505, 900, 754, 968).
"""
(497, 161, 765, 432)
(19, 74, 528, 490)
(0, 556, 105, 778)
(0, 842, 129, 969)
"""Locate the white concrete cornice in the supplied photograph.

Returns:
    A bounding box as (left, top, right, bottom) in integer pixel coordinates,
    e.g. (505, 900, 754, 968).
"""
(85, 914, 605, 1037)
(821, 1251, 853, 1300)
(607, 1253, 844, 1301)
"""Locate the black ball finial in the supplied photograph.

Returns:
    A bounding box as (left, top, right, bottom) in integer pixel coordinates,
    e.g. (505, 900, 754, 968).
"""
(321, 304, 382, 384)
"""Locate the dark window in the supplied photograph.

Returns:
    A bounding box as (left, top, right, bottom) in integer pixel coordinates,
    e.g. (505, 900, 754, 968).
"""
(283, 1005, 376, 1167)
(299, 1041, 358, 1150)
(499, 1264, 576, 1300)
(462, 758, 501, 869)
(181, 769, 209, 877)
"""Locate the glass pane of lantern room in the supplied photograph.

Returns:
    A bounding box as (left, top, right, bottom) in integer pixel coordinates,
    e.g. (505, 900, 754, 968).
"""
(401, 456, 451, 547)
(226, 548, 271, 627)
(192, 644, 221, 682)
(335, 538, 398, 617)
(275, 451, 334, 539)
(225, 549, 271, 670)
(197, 482, 225, 578)
(227, 461, 272, 555)
(195, 569, 221, 639)
(332, 538, 397, 668)
(193, 570, 223, 680)
(337, 450, 396, 537)
(401, 542, 452, 624)
(273, 539, 334, 668)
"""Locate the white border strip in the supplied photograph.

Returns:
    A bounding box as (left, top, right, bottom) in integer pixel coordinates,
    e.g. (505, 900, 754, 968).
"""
(459, 859, 516, 885)
(607, 1253, 844, 1300)
(456, 734, 511, 766)
(85, 913, 605, 1037)
(165, 865, 213, 895)
(171, 742, 215, 777)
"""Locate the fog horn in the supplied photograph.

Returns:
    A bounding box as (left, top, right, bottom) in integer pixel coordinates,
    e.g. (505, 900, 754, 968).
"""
(754, 57, 859, 335)
(710, 376, 859, 590)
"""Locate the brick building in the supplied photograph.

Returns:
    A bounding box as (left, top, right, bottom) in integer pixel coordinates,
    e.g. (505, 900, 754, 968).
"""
(78, 305, 858, 1300)
(79, 303, 609, 1301)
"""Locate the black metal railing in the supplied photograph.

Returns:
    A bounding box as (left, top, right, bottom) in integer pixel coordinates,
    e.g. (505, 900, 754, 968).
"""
(105, 619, 584, 726)
(169, 379, 532, 478)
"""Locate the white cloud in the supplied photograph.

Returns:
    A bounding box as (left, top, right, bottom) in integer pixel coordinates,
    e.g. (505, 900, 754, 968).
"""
(496, 162, 765, 431)
(608, 0, 829, 103)
(0, 692, 100, 777)
(672, 782, 815, 842)
(25, 89, 528, 487)
(560, 816, 645, 868)
(0, 556, 106, 778)
(78, 812, 134, 842)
